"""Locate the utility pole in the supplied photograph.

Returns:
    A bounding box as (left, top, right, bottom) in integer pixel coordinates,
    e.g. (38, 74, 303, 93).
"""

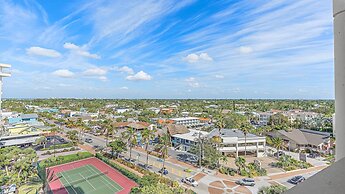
(198, 132, 202, 168)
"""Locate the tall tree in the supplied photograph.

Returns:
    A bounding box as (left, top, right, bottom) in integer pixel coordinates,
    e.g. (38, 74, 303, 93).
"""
(155, 133, 170, 175)
(109, 138, 127, 158)
(122, 127, 137, 161)
(211, 136, 222, 167)
(239, 123, 251, 156)
(272, 137, 285, 158)
(141, 128, 157, 165)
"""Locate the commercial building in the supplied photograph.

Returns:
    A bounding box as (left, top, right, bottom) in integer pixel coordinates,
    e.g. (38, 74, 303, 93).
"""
(169, 126, 266, 157)
(8, 113, 38, 124)
(209, 128, 266, 157)
(268, 128, 333, 154)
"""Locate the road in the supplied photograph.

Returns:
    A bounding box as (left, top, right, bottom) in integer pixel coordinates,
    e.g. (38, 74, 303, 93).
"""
(44, 118, 327, 194)
(45, 119, 201, 186)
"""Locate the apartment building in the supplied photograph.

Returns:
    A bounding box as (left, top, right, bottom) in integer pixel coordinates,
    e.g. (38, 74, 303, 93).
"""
(170, 117, 202, 128)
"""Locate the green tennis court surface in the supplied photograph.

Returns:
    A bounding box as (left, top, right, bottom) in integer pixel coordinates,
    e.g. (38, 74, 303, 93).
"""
(57, 165, 123, 194)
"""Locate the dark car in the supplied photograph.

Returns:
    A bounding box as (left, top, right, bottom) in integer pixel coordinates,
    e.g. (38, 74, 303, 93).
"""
(235, 178, 255, 186)
(274, 151, 285, 158)
(159, 167, 168, 175)
(85, 138, 93, 143)
(288, 176, 305, 184)
(138, 163, 152, 169)
(307, 153, 319, 158)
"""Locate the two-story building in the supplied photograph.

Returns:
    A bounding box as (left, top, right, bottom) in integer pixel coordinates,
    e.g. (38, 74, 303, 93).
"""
(209, 128, 266, 157)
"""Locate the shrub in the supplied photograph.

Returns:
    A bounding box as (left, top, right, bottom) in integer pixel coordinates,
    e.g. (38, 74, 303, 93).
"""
(38, 152, 93, 180)
(258, 185, 287, 194)
(219, 166, 236, 176)
(95, 153, 141, 183)
(273, 155, 312, 171)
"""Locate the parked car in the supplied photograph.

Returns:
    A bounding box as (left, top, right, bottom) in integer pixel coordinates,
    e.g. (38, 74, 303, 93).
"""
(158, 167, 168, 175)
(307, 153, 319, 158)
(181, 177, 198, 187)
(288, 176, 305, 184)
(85, 138, 93, 143)
(124, 158, 136, 163)
(235, 178, 255, 186)
(176, 153, 198, 164)
(138, 163, 152, 169)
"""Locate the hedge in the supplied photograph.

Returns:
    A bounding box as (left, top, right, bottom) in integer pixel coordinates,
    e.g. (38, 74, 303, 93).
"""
(95, 153, 141, 183)
(38, 152, 93, 180)
(96, 153, 195, 194)
(41, 142, 74, 151)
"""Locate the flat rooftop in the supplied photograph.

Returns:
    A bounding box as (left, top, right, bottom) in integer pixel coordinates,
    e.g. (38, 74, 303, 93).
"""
(209, 128, 260, 139)
(171, 129, 209, 141)
(171, 117, 199, 121)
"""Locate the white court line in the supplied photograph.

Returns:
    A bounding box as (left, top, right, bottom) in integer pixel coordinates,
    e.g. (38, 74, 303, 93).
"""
(86, 165, 122, 192)
(79, 172, 96, 191)
(60, 172, 78, 194)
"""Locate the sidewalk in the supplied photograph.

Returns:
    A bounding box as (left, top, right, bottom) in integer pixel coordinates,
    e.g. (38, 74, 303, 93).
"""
(269, 165, 327, 180)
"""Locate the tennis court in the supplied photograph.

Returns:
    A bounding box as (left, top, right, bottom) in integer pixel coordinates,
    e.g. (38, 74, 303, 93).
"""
(57, 165, 123, 194)
(48, 157, 138, 194)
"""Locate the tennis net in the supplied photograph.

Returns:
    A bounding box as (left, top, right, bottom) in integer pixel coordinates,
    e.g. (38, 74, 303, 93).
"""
(60, 170, 109, 186)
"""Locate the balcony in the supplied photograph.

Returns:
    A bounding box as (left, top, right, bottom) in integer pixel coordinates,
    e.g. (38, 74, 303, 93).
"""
(0, 72, 11, 77)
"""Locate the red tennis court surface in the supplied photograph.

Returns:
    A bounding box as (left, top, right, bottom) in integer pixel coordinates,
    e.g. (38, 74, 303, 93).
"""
(47, 157, 138, 194)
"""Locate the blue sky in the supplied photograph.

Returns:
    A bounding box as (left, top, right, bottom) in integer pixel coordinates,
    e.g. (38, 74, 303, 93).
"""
(0, 0, 334, 99)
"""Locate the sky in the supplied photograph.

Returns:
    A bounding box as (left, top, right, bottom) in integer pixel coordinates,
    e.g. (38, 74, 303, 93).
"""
(0, 0, 334, 99)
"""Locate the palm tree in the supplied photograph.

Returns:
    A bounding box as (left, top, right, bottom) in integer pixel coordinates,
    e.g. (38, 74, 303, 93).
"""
(50, 127, 60, 157)
(272, 137, 285, 158)
(156, 133, 170, 175)
(35, 136, 47, 149)
(239, 123, 250, 156)
(141, 128, 157, 165)
(235, 156, 246, 173)
(216, 116, 225, 133)
(41, 168, 55, 193)
(211, 136, 222, 167)
(122, 127, 137, 161)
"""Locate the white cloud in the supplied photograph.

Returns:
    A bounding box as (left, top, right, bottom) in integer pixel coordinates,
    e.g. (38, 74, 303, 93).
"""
(26, 46, 61, 58)
(52, 69, 75, 78)
(126, 71, 152, 81)
(58, 83, 71, 87)
(63, 42, 100, 59)
(83, 67, 107, 76)
(98, 76, 107, 81)
(185, 77, 200, 88)
(115, 66, 134, 74)
(199, 52, 213, 61)
(63, 42, 79, 50)
(185, 53, 199, 63)
(184, 52, 213, 63)
(239, 46, 253, 54)
(120, 86, 129, 90)
(215, 74, 224, 79)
